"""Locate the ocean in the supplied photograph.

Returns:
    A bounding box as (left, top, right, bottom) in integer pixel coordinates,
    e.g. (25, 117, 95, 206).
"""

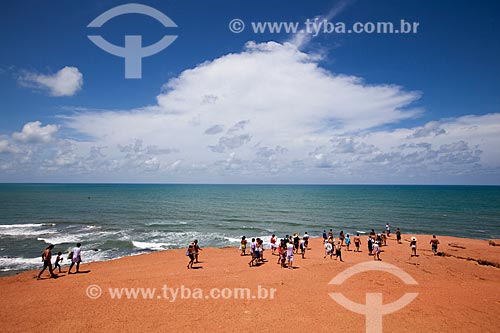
(1, 184, 499, 276)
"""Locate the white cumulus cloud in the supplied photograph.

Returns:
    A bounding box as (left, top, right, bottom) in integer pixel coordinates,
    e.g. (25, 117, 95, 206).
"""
(12, 121, 58, 144)
(2, 41, 500, 184)
(19, 66, 83, 96)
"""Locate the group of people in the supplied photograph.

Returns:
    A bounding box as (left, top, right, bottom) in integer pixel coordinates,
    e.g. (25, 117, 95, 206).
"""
(37, 243, 82, 279)
(39, 225, 442, 278)
(239, 233, 310, 269)
(233, 224, 442, 268)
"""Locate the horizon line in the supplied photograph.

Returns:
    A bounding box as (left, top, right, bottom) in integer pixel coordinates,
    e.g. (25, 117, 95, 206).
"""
(0, 182, 499, 187)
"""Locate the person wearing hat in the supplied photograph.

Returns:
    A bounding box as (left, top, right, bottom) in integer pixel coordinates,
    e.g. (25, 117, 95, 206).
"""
(410, 237, 418, 257)
(187, 242, 195, 269)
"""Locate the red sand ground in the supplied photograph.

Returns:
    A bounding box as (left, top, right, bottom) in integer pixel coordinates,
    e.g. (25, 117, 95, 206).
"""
(1, 234, 499, 332)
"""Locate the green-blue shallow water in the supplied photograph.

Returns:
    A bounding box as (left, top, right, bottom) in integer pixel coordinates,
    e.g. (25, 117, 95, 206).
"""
(1, 184, 499, 275)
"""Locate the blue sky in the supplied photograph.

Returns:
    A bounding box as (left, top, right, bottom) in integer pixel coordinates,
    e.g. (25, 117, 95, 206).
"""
(1, 0, 499, 184)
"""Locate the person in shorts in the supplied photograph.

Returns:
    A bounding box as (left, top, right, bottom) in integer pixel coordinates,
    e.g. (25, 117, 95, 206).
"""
(430, 235, 440, 255)
(286, 241, 294, 269)
(373, 241, 381, 261)
(240, 236, 247, 256)
(324, 240, 333, 259)
(354, 233, 361, 252)
(53, 251, 63, 273)
(248, 238, 257, 267)
(334, 240, 343, 262)
(37, 244, 57, 279)
(187, 242, 195, 269)
(270, 234, 277, 255)
(68, 243, 82, 274)
(345, 233, 351, 251)
(410, 237, 418, 257)
(299, 237, 306, 258)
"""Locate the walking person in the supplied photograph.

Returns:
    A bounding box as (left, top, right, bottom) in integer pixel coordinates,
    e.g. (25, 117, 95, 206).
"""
(240, 236, 247, 256)
(430, 235, 440, 255)
(354, 233, 361, 252)
(396, 228, 402, 244)
(286, 240, 295, 269)
(37, 244, 57, 279)
(293, 233, 300, 254)
(300, 237, 306, 259)
(303, 232, 309, 249)
(193, 239, 202, 263)
(187, 242, 195, 269)
(334, 239, 343, 262)
(68, 243, 82, 274)
(54, 251, 63, 273)
(248, 238, 257, 267)
(270, 234, 277, 255)
(373, 241, 381, 261)
(324, 239, 333, 259)
(345, 233, 351, 251)
(410, 237, 418, 257)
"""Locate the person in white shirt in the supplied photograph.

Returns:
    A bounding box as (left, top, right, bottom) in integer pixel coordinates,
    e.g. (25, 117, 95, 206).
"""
(68, 242, 82, 274)
(299, 238, 306, 258)
(303, 232, 309, 248)
(324, 240, 333, 259)
(286, 242, 294, 269)
(248, 238, 257, 267)
(373, 242, 381, 261)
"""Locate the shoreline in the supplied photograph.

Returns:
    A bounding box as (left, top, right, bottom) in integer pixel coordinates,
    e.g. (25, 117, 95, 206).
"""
(1, 233, 499, 332)
(2, 233, 500, 278)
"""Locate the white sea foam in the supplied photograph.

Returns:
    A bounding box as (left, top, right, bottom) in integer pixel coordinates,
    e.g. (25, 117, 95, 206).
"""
(132, 241, 172, 250)
(37, 229, 116, 245)
(0, 248, 125, 273)
(223, 236, 242, 243)
(0, 223, 45, 228)
(0, 223, 57, 237)
(0, 256, 42, 271)
(144, 220, 189, 226)
(37, 234, 81, 245)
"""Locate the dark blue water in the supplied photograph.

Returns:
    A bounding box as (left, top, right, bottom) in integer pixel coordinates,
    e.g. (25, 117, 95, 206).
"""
(1, 184, 499, 275)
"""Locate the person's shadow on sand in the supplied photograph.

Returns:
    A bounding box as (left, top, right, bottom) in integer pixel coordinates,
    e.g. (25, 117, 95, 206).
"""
(35, 275, 63, 280)
(68, 270, 91, 274)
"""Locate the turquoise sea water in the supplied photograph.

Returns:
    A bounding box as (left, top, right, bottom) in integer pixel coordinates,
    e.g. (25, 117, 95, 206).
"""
(1, 184, 499, 275)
